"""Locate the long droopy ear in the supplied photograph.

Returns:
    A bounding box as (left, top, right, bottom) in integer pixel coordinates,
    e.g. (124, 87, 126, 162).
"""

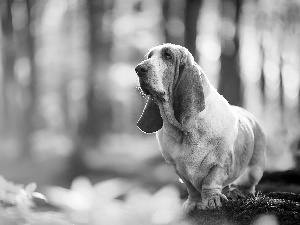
(137, 97, 163, 133)
(173, 62, 205, 126)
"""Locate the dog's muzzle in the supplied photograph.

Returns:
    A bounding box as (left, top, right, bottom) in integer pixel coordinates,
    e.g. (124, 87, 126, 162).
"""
(135, 64, 151, 95)
(135, 63, 166, 101)
(135, 64, 148, 77)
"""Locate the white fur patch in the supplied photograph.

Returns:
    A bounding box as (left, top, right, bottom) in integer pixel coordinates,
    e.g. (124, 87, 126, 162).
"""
(198, 85, 239, 142)
(148, 51, 167, 93)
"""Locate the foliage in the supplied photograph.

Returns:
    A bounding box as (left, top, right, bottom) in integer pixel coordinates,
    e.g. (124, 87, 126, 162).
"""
(0, 176, 72, 225)
(44, 176, 300, 225)
(0, 176, 300, 225)
(45, 176, 183, 225)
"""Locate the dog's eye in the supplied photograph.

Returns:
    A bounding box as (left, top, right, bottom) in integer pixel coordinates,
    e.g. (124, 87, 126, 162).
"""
(164, 52, 172, 60)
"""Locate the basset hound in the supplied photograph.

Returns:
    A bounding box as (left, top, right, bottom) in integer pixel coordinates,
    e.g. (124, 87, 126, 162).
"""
(135, 43, 266, 212)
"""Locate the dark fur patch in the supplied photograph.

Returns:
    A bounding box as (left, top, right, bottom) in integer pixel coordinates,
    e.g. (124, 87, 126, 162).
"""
(137, 97, 163, 133)
(173, 63, 205, 125)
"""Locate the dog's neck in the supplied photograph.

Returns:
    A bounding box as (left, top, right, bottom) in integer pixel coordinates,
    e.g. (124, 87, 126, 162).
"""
(157, 74, 212, 143)
(158, 73, 237, 144)
(159, 106, 184, 142)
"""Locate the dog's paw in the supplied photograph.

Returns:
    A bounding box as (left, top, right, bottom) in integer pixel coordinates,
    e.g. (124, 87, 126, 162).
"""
(202, 192, 228, 209)
(225, 186, 245, 200)
(183, 198, 203, 213)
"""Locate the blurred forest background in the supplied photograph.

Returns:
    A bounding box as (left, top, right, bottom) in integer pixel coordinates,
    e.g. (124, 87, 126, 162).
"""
(0, 0, 300, 224)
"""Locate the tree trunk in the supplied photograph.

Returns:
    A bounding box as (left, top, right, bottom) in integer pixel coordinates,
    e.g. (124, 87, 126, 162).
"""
(184, 0, 202, 61)
(298, 83, 300, 115)
(218, 0, 243, 107)
(60, 4, 75, 133)
(69, 0, 114, 179)
(259, 41, 266, 105)
(18, 0, 38, 157)
(279, 55, 284, 123)
(162, 0, 171, 43)
(161, 0, 185, 45)
(0, 0, 16, 135)
(78, 0, 114, 142)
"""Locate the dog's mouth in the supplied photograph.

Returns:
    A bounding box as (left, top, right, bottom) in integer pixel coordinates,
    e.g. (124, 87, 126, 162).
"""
(139, 80, 151, 95)
(139, 80, 166, 102)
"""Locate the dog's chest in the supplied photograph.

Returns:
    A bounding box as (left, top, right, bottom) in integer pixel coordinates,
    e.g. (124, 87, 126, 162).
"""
(156, 129, 213, 180)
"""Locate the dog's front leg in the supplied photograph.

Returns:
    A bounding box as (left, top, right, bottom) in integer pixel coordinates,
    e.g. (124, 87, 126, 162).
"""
(201, 165, 228, 209)
(180, 176, 202, 213)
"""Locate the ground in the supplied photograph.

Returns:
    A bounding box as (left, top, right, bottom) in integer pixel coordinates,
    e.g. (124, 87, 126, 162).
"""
(184, 192, 300, 225)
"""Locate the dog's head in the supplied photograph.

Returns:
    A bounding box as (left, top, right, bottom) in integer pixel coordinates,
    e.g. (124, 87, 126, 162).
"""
(135, 43, 205, 133)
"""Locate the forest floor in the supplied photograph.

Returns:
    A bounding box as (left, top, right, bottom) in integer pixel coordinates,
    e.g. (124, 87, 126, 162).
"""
(179, 170, 300, 225)
(184, 192, 300, 225)
(1, 158, 300, 224)
(1, 133, 300, 225)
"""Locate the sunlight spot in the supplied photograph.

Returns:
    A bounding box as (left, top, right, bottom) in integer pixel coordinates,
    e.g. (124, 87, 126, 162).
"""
(114, 15, 136, 36)
(68, 79, 85, 101)
(200, 38, 221, 61)
(253, 214, 279, 225)
(264, 59, 280, 90)
(221, 20, 235, 41)
(94, 178, 133, 201)
(43, 0, 67, 29)
(32, 130, 73, 157)
(71, 176, 93, 201)
(241, 26, 261, 84)
(46, 186, 91, 211)
(109, 63, 136, 89)
(282, 64, 299, 100)
(262, 31, 276, 51)
(15, 57, 30, 85)
(152, 209, 174, 225)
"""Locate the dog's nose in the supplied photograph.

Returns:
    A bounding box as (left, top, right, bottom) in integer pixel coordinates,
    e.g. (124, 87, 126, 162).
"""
(135, 64, 148, 77)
